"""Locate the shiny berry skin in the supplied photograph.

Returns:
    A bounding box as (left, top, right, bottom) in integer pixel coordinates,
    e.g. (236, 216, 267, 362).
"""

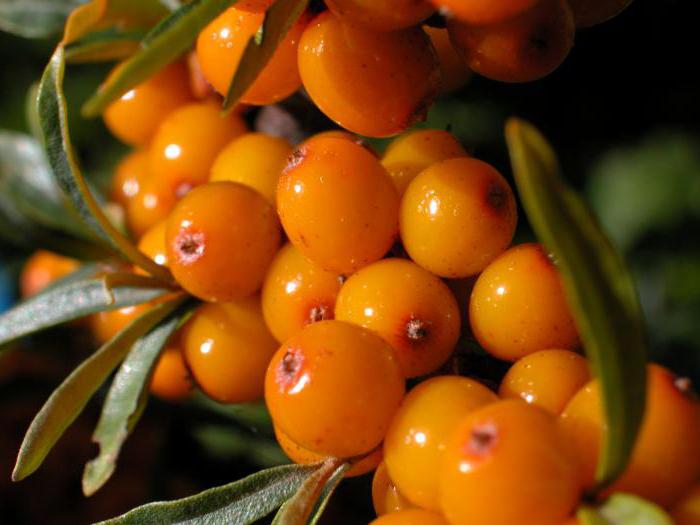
(149, 102, 247, 200)
(298, 12, 440, 137)
(126, 178, 177, 238)
(274, 425, 382, 477)
(499, 349, 590, 414)
(265, 320, 405, 457)
(210, 132, 293, 205)
(381, 128, 468, 196)
(324, 0, 434, 31)
(400, 157, 517, 278)
(430, 0, 538, 25)
(560, 364, 700, 507)
(672, 484, 700, 525)
(181, 297, 278, 404)
(235, 0, 275, 11)
(261, 243, 343, 343)
(110, 149, 149, 209)
(165, 182, 281, 302)
(90, 304, 150, 345)
(469, 243, 580, 361)
(448, 0, 575, 83)
(277, 136, 399, 274)
(136, 220, 168, 274)
(196, 6, 308, 104)
(372, 462, 413, 516)
(20, 250, 79, 298)
(440, 400, 580, 525)
(150, 345, 193, 401)
(384, 376, 497, 509)
(335, 258, 460, 378)
(370, 509, 449, 525)
(424, 27, 472, 94)
(104, 61, 192, 146)
(569, 0, 634, 27)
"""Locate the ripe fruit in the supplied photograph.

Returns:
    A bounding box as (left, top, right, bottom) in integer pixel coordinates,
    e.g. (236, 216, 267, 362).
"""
(20, 250, 79, 298)
(136, 220, 168, 272)
(126, 178, 177, 238)
(150, 345, 193, 401)
(265, 320, 404, 457)
(110, 149, 149, 209)
(210, 132, 293, 205)
(400, 157, 517, 278)
(149, 102, 247, 200)
(381, 128, 468, 195)
(559, 364, 700, 507)
(324, 0, 434, 31)
(370, 509, 449, 525)
(372, 462, 413, 516)
(277, 136, 399, 274)
(448, 0, 576, 83)
(298, 12, 440, 137)
(469, 243, 579, 361)
(335, 258, 460, 378)
(430, 0, 538, 25)
(499, 349, 590, 414)
(384, 376, 497, 509)
(235, 0, 275, 11)
(181, 297, 278, 404)
(103, 61, 192, 146)
(568, 0, 634, 27)
(440, 400, 580, 525)
(165, 182, 281, 302)
(196, 6, 308, 104)
(671, 484, 700, 525)
(261, 243, 343, 343)
(90, 304, 150, 345)
(424, 27, 472, 94)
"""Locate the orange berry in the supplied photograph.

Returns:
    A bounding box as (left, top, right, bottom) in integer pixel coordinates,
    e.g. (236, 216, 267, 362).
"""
(103, 61, 192, 146)
(265, 320, 405, 457)
(165, 182, 281, 302)
(126, 177, 177, 238)
(196, 6, 308, 104)
(136, 220, 168, 273)
(335, 258, 460, 378)
(384, 376, 497, 509)
(210, 132, 293, 205)
(298, 12, 440, 137)
(235, 0, 275, 12)
(448, 0, 575, 83)
(559, 364, 700, 507)
(672, 484, 700, 525)
(469, 243, 580, 361)
(149, 101, 247, 200)
(20, 250, 79, 298)
(400, 157, 517, 278)
(301, 130, 366, 147)
(372, 462, 414, 516)
(150, 345, 193, 401)
(274, 425, 382, 477)
(381, 128, 468, 195)
(90, 303, 150, 345)
(324, 0, 434, 31)
(568, 0, 634, 27)
(277, 136, 399, 274)
(370, 509, 449, 525)
(424, 26, 471, 94)
(110, 149, 149, 209)
(430, 0, 538, 25)
(499, 349, 590, 414)
(181, 297, 278, 403)
(440, 400, 580, 525)
(261, 243, 343, 343)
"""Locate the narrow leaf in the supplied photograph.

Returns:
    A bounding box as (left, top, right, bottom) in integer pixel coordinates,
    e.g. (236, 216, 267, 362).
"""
(307, 462, 349, 525)
(98, 463, 320, 524)
(38, 45, 173, 282)
(81, 0, 233, 117)
(0, 0, 85, 38)
(65, 28, 145, 63)
(505, 119, 648, 488)
(12, 296, 186, 482)
(578, 507, 611, 525)
(223, 0, 308, 111)
(599, 493, 674, 525)
(82, 299, 197, 495)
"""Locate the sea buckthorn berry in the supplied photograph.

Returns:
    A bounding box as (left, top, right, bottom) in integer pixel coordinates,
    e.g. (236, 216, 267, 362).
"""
(235, 0, 275, 12)
(469, 243, 579, 361)
(301, 130, 367, 148)
(559, 364, 700, 507)
(181, 297, 278, 404)
(431, 0, 538, 25)
(20, 250, 79, 298)
(196, 7, 308, 104)
(672, 484, 700, 525)
(149, 102, 247, 200)
(136, 220, 168, 273)
(261, 243, 343, 343)
(210, 133, 293, 205)
(324, 0, 434, 31)
(440, 400, 580, 525)
(103, 61, 192, 146)
(381, 128, 468, 195)
(335, 258, 460, 378)
(372, 462, 413, 516)
(265, 320, 405, 457)
(448, 0, 575, 83)
(91, 303, 150, 345)
(277, 137, 399, 274)
(126, 178, 177, 238)
(110, 149, 149, 209)
(274, 425, 382, 477)
(400, 157, 517, 278)
(499, 349, 590, 414)
(150, 345, 193, 401)
(370, 509, 449, 525)
(424, 27, 472, 94)
(384, 376, 497, 509)
(165, 182, 281, 302)
(298, 12, 440, 137)
(568, 0, 634, 27)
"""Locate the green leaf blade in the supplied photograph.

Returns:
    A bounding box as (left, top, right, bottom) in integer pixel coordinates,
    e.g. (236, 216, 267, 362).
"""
(0, 0, 85, 38)
(578, 493, 674, 525)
